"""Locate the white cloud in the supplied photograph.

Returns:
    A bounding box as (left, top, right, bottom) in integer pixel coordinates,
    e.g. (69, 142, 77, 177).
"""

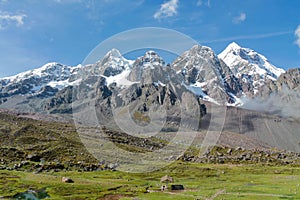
(232, 12, 246, 24)
(0, 12, 26, 29)
(295, 25, 300, 48)
(154, 0, 179, 20)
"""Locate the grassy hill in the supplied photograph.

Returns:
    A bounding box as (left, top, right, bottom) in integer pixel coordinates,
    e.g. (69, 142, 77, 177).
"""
(1, 111, 300, 199)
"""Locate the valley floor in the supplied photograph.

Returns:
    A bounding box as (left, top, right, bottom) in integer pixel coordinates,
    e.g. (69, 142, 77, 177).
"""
(1, 111, 300, 199)
(1, 162, 300, 200)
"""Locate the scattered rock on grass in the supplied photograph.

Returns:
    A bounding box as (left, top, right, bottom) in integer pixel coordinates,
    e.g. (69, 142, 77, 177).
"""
(171, 185, 184, 190)
(62, 177, 74, 183)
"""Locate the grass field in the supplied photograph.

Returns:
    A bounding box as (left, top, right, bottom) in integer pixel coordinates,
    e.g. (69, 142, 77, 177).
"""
(1, 162, 300, 199)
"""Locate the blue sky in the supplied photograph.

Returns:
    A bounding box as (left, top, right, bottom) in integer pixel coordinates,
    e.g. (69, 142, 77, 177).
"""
(0, 0, 300, 77)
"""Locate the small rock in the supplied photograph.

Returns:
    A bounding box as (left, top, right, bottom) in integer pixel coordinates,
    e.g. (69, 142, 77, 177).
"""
(218, 158, 225, 164)
(227, 148, 232, 155)
(26, 154, 41, 162)
(108, 163, 118, 170)
(245, 153, 252, 160)
(21, 161, 30, 166)
(0, 166, 6, 170)
(33, 168, 43, 174)
(62, 177, 74, 183)
(216, 151, 223, 156)
(171, 184, 184, 190)
(235, 147, 242, 151)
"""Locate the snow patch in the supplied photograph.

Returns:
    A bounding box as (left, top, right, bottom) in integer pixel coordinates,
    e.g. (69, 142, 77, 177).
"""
(183, 82, 220, 105)
(105, 70, 139, 87)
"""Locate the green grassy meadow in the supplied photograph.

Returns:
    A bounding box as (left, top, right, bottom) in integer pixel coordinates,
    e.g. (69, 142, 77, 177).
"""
(1, 162, 300, 199)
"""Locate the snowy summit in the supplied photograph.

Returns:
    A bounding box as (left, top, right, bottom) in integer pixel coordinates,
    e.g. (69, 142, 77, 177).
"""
(218, 42, 285, 80)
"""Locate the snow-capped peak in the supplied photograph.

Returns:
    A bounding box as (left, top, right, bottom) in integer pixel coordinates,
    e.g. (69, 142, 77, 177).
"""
(136, 50, 165, 67)
(0, 62, 82, 96)
(101, 48, 128, 65)
(218, 42, 285, 79)
(144, 50, 163, 60)
(144, 50, 160, 59)
(225, 42, 242, 51)
(104, 48, 123, 59)
(94, 48, 134, 77)
(181, 44, 219, 62)
(1, 62, 77, 83)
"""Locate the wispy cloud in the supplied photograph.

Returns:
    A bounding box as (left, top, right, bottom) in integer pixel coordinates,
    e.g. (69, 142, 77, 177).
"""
(0, 12, 26, 29)
(295, 25, 300, 48)
(196, 0, 202, 6)
(199, 31, 293, 44)
(154, 0, 179, 20)
(207, 0, 211, 7)
(53, 0, 82, 3)
(196, 0, 211, 7)
(232, 12, 246, 24)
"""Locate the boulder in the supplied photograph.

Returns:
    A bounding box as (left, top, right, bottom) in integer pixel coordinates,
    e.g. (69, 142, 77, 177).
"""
(171, 184, 184, 190)
(26, 154, 41, 162)
(62, 177, 74, 183)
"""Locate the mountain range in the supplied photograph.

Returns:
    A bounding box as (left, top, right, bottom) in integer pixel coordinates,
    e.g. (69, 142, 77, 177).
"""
(0, 42, 297, 112)
(1, 42, 300, 152)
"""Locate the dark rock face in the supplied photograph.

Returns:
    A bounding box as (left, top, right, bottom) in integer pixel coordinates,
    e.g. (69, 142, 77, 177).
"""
(277, 68, 300, 90)
(35, 86, 59, 98)
(43, 86, 73, 113)
(92, 81, 206, 131)
(127, 51, 171, 84)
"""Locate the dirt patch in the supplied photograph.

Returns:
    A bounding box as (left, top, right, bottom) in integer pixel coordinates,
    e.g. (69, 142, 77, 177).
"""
(100, 194, 133, 200)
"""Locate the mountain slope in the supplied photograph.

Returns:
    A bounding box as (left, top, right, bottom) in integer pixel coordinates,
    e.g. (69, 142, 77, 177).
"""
(71, 50, 206, 132)
(172, 45, 236, 104)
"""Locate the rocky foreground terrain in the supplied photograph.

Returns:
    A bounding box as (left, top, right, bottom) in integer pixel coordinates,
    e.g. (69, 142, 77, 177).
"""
(1, 110, 300, 174)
